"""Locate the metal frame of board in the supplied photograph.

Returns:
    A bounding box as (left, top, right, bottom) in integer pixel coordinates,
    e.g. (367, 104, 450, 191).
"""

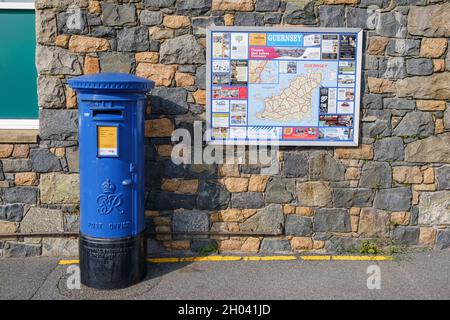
(206, 26, 363, 147)
(0, 1, 38, 129)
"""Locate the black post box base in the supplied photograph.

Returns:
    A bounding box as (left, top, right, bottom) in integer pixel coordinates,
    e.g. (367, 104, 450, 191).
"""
(79, 232, 147, 290)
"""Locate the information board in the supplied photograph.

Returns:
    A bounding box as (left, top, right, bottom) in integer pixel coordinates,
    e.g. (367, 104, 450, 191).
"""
(206, 27, 363, 146)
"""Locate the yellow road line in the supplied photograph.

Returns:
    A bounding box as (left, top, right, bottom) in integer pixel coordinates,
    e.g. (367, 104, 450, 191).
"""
(300, 255, 331, 261)
(59, 259, 79, 265)
(332, 255, 394, 261)
(59, 255, 394, 265)
(202, 256, 242, 261)
(242, 256, 297, 261)
(182, 256, 242, 262)
(260, 256, 297, 261)
(147, 256, 243, 263)
(242, 256, 263, 261)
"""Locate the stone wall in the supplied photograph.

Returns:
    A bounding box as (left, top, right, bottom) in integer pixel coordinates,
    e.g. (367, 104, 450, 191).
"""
(1, 0, 450, 257)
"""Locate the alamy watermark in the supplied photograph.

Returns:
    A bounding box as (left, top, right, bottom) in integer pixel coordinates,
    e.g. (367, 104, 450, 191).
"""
(170, 121, 279, 166)
(366, 265, 381, 290)
(66, 265, 81, 290)
(65, 6, 85, 31)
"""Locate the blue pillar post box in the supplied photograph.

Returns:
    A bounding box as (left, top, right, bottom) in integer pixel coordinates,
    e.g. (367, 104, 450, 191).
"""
(68, 73, 154, 289)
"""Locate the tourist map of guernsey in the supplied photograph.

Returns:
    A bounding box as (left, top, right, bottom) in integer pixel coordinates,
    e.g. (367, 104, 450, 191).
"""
(206, 27, 363, 146)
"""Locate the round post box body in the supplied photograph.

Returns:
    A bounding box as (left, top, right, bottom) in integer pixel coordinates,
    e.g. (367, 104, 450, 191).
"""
(68, 73, 154, 289)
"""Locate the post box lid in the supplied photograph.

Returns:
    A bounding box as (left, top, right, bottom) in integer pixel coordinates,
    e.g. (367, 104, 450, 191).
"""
(68, 73, 154, 93)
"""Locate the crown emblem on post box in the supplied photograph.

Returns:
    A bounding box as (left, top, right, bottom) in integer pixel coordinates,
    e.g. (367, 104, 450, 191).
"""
(102, 179, 116, 194)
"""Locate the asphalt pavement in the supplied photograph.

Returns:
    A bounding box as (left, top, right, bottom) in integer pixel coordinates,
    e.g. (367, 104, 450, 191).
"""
(1, 250, 450, 300)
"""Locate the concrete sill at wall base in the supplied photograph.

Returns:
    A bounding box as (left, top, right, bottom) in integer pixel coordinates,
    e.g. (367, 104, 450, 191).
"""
(0, 129, 38, 143)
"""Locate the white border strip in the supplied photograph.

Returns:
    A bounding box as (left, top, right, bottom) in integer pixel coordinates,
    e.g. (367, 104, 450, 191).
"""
(206, 26, 363, 147)
(0, 119, 39, 130)
(0, 2, 35, 10)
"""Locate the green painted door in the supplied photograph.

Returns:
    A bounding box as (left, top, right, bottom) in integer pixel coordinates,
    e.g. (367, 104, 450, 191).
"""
(0, 9, 38, 119)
